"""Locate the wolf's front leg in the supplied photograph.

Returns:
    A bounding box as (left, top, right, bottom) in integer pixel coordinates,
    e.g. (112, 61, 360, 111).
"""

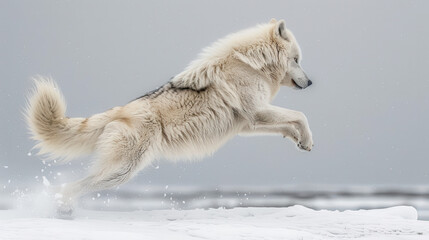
(252, 105, 313, 151)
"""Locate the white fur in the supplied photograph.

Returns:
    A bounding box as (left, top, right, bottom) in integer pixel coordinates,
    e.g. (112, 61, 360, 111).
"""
(25, 19, 313, 217)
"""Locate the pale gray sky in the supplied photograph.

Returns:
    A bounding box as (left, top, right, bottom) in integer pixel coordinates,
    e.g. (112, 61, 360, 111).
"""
(1, 0, 428, 188)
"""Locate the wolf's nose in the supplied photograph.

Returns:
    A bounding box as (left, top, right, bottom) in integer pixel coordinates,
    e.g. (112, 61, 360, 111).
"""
(307, 80, 313, 86)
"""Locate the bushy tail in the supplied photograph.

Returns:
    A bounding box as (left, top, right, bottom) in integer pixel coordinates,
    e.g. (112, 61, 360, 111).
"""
(25, 77, 113, 161)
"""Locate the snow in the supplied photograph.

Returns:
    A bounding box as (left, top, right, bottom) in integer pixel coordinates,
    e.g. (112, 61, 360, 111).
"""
(1, 185, 429, 239)
(0, 205, 428, 240)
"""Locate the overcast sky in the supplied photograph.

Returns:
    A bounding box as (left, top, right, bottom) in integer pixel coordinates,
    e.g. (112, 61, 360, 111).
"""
(1, 0, 428, 189)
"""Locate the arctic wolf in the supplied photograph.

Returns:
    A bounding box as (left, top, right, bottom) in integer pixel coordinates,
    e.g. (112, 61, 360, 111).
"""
(26, 19, 313, 216)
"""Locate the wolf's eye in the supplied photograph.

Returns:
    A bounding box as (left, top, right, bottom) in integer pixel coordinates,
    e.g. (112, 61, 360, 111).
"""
(294, 57, 299, 63)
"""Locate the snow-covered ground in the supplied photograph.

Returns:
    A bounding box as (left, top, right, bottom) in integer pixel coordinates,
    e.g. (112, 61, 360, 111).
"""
(1, 185, 429, 239)
(0, 205, 428, 240)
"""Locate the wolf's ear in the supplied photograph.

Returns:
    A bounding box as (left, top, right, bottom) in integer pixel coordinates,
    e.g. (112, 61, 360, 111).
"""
(269, 18, 277, 24)
(274, 20, 289, 41)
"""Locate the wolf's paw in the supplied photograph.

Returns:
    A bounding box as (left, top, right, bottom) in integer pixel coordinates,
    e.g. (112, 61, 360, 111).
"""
(55, 195, 75, 219)
(56, 204, 74, 219)
(297, 138, 313, 152)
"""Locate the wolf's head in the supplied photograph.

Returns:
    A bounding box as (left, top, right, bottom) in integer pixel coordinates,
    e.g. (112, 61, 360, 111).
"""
(273, 20, 312, 90)
(232, 19, 312, 90)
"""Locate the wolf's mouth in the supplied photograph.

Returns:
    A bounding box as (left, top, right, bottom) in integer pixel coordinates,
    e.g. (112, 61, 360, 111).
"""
(292, 79, 302, 89)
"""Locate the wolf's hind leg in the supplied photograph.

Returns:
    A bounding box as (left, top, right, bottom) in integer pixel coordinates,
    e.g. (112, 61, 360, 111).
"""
(56, 121, 154, 217)
(58, 159, 142, 210)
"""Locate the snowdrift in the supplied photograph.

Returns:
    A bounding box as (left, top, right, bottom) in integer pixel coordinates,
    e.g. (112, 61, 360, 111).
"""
(0, 205, 428, 240)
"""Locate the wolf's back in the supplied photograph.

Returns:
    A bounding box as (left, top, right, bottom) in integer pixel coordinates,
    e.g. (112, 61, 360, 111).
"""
(25, 77, 110, 161)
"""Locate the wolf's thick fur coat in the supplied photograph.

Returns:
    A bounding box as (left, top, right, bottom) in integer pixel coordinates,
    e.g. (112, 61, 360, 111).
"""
(26, 19, 313, 215)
